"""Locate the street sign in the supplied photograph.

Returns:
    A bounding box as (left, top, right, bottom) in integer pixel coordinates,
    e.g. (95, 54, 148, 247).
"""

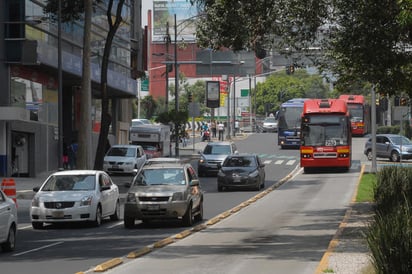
(141, 79, 149, 91)
(241, 89, 249, 97)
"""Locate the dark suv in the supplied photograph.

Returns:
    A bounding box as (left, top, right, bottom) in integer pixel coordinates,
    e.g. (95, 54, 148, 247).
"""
(364, 134, 412, 162)
(197, 141, 238, 176)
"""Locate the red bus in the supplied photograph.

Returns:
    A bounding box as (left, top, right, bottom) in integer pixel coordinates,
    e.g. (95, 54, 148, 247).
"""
(338, 94, 370, 136)
(300, 99, 352, 173)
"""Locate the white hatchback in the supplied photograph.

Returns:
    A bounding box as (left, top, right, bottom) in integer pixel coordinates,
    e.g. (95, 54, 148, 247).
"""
(103, 144, 147, 174)
(30, 170, 120, 229)
(0, 189, 17, 252)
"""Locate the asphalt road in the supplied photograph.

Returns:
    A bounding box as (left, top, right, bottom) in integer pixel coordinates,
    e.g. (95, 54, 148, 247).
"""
(0, 133, 301, 274)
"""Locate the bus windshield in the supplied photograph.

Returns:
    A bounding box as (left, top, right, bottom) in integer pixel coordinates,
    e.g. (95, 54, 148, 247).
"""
(301, 115, 350, 146)
(278, 107, 303, 130)
(347, 104, 364, 122)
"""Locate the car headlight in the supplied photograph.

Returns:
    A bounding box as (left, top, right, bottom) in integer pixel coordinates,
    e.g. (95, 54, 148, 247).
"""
(32, 197, 40, 207)
(80, 195, 93, 206)
(127, 193, 137, 203)
(198, 156, 206, 164)
(124, 161, 134, 166)
(401, 146, 409, 152)
(172, 192, 184, 201)
(249, 170, 259, 177)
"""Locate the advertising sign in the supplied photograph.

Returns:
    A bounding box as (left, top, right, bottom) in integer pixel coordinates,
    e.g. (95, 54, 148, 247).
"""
(153, 0, 198, 42)
(206, 81, 220, 108)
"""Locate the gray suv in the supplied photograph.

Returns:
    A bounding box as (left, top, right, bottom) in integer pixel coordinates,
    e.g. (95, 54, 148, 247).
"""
(197, 141, 238, 176)
(364, 134, 412, 162)
(123, 161, 203, 227)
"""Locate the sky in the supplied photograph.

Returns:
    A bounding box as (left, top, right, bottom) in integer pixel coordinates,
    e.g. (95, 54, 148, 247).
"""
(142, 0, 152, 26)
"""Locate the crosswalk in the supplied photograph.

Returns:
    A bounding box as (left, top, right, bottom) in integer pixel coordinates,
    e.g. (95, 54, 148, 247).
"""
(260, 155, 298, 166)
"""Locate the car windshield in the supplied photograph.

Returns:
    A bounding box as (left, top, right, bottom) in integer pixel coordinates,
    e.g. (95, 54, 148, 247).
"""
(107, 147, 136, 157)
(390, 136, 412, 145)
(203, 145, 232, 155)
(224, 156, 256, 167)
(134, 168, 186, 185)
(41, 175, 96, 191)
(264, 117, 277, 123)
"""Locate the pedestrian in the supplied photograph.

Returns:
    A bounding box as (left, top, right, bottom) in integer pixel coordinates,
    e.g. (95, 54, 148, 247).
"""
(62, 142, 69, 169)
(235, 120, 240, 136)
(68, 140, 78, 170)
(211, 120, 217, 138)
(218, 121, 225, 141)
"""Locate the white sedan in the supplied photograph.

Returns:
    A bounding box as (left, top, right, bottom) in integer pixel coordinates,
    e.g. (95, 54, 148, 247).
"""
(0, 189, 17, 252)
(30, 170, 120, 229)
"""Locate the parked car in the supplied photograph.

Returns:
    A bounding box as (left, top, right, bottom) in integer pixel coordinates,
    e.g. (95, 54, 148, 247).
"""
(131, 118, 152, 127)
(0, 189, 17, 252)
(364, 134, 412, 162)
(123, 161, 203, 228)
(262, 116, 278, 133)
(103, 144, 146, 174)
(30, 170, 120, 229)
(197, 141, 238, 177)
(217, 153, 266, 191)
(140, 143, 162, 159)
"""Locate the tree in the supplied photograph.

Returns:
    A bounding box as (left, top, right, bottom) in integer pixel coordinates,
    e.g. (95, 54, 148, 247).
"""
(45, 0, 127, 170)
(191, 0, 412, 97)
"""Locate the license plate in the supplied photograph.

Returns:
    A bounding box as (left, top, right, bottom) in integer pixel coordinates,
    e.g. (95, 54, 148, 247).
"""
(233, 176, 241, 183)
(147, 205, 160, 211)
(112, 165, 119, 169)
(52, 211, 64, 218)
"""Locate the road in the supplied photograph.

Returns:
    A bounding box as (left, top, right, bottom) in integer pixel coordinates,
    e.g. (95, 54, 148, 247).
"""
(0, 133, 303, 274)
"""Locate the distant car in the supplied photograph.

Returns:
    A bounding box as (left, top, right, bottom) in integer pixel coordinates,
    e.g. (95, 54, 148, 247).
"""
(140, 143, 162, 159)
(123, 161, 203, 227)
(30, 170, 120, 229)
(364, 134, 412, 162)
(103, 144, 147, 174)
(197, 141, 238, 177)
(131, 119, 152, 127)
(262, 116, 278, 133)
(217, 153, 266, 191)
(0, 189, 17, 252)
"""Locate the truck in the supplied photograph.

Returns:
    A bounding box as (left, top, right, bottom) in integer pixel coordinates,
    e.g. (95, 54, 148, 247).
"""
(129, 124, 171, 158)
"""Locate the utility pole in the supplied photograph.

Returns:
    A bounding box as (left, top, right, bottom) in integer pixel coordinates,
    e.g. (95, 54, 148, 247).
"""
(174, 13, 179, 157)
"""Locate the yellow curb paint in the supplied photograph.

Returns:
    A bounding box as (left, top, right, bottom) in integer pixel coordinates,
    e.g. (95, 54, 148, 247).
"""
(126, 246, 152, 259)
(174, 229, 192, 239)
(192, 224, 207, 232)
(230, 205, 243, 213)
(93, 258, 123, 272)
(153, 237, 174, 248)
(206, 217, 221, 225)
(314, 164, 365, 274)
(219, 211, 231, 219)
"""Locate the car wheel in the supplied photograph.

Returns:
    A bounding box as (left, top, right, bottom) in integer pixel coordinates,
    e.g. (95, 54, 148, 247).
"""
(366, 149, 373, 161)
(390, 151, 400, 162)
(32, 221, 44, 230)
(194, 200, 203, 223)
(124, 217, 135, 228)
(182, 203, 193, 227)
(110, 200, 120, 221)
(261, 178, 265, 189)
(92, 205, 102, 227)
(1, 225, 16, 252)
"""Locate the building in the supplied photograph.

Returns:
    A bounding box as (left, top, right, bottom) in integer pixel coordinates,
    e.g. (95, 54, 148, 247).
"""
(0, 0, 145, 177)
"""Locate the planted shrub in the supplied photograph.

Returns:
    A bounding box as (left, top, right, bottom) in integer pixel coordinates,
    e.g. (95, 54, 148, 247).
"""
(368, 166, 412, 273)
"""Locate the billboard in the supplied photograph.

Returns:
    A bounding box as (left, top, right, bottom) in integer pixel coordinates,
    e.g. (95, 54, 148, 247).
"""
(153, 0, 198, 43)
(206, 81, 220, 108)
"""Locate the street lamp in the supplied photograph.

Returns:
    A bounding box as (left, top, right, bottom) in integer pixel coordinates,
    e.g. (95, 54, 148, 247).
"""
(58, 0, 63, 170)
(232, 61, 244, 137)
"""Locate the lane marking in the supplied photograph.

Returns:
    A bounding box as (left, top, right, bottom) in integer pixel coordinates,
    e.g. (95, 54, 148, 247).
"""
(286, 160, 295, 165)
(264, 160, 272, 164)
(13, 241, 64, 257)
(275, 160, 284, 165)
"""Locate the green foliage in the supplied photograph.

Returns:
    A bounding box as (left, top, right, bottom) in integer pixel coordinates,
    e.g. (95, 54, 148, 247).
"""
(254, 70, 329, 115)
(156, 109, 189, 140)
(44, 0, 102, 22)
(141, 95, 158, 119)
(356, 173, 376, 203)
(366, 166, 412, 273)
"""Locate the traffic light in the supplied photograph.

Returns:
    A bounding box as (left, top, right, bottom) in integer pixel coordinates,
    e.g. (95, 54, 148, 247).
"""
(400, 97, 408, 106)
(188, 92, 192, 103)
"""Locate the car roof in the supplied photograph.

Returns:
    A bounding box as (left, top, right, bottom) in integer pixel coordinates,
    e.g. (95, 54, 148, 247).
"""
(205, 141, 233, 146)
(48, 170, 101, 176)
(143, 162, 187, 169)
(110, 144, 141, 148)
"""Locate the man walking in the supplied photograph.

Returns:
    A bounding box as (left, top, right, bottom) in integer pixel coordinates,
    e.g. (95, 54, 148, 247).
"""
(217, 121, 225, 141)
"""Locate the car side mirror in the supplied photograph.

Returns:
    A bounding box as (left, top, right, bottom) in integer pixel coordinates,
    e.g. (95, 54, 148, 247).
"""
(101, 185, 111, 191)
(234, 150, 239, 155)
(33, 186, 40, 192)
(125, 182, 132, 188)
(260, 163, 265, 168)
(217, 163, 222, 169)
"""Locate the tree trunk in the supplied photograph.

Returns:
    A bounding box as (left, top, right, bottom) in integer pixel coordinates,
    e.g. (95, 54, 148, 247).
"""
(94, 0, 126, 170)
(77, 0, 93, 169)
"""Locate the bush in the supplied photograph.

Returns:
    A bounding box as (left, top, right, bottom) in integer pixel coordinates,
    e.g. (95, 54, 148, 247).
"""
(367, 166, 412, 273)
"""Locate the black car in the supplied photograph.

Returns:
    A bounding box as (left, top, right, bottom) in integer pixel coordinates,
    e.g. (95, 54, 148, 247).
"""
(217, 153, 265, 191)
